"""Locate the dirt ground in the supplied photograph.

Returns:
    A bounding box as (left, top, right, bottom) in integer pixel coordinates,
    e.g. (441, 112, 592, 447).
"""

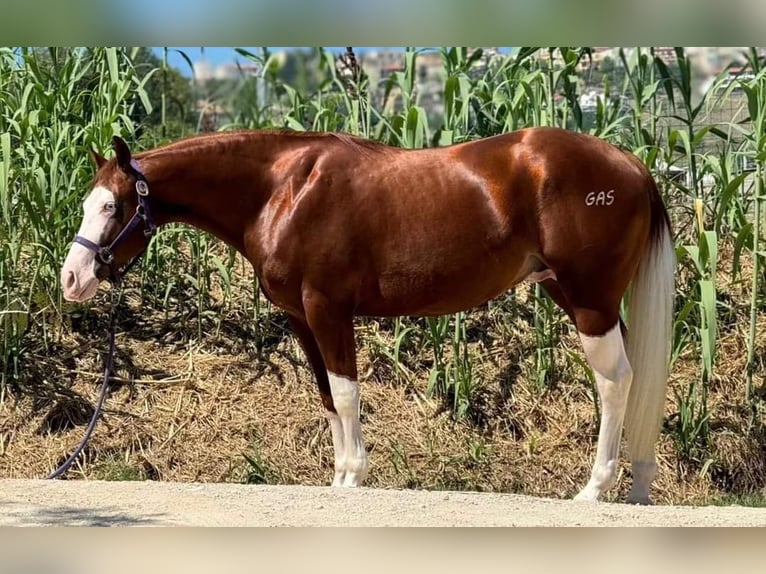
(2, 479, 765, 526)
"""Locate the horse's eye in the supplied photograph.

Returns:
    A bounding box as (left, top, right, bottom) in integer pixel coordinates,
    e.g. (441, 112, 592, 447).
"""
(103, 201, 116, 213)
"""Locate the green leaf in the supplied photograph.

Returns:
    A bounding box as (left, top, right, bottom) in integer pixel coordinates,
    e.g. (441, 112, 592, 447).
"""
(732, 222, 753, 281)
(171, 49, 196, 78)
(286, 117, 305, 131)
(692, 125, 714, 147)
(106, 47, 119, 85)
(444, 75, 458, 125)
(714, 172, 748, 232)
(676, 129, 692, 158)
(699, 279, 717, 377)
(674, 298, 696, 327)
(404, 106, 428, 149)
(514, 47, 540, 64)
(653, 54, 676, 110)
(701, 230, 718, 278)
(681, 245, 703, 275)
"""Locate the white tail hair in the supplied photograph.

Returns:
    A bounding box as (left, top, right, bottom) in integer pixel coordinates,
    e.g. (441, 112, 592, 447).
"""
(624, 217, 675, 475)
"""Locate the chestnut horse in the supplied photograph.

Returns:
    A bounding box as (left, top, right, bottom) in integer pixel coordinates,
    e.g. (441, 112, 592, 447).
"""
(61, 127, 674, 503)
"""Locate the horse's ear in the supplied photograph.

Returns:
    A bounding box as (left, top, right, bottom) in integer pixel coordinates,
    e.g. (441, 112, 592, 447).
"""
(112, 136, 132, 171)
(89, 149, 107, 169)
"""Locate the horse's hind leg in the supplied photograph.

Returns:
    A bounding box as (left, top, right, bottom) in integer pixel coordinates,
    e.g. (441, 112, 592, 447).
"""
(540, 276, 632, 501)
(536, 275, 632, 501)
(302, 291, 369, 487)
(288, 315, 346, 486)
(573, 308, 633, 502)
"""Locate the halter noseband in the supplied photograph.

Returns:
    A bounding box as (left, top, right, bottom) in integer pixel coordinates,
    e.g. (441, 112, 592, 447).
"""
(73, 159, 157, 283)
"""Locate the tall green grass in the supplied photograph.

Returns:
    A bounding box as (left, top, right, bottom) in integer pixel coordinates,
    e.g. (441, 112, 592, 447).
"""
(0, 47, 150, 389)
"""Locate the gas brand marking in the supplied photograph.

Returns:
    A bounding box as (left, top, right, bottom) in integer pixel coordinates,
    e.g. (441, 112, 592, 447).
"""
(586, 190, 615, 206)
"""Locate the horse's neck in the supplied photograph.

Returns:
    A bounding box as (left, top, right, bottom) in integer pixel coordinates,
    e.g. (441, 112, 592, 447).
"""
(144, 141, 274, 253)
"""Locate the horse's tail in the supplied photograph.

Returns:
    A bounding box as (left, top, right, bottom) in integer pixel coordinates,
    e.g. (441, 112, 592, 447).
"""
(624, 182, 675, 486)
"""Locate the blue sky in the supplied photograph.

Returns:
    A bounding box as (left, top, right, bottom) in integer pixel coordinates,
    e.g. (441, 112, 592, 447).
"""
(150, 47, 514, 75)
(151, 47, 396, 74)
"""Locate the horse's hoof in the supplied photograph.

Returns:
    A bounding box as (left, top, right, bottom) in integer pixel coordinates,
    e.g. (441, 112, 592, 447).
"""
(626, 493, 653, 505)
(573, 487, 601, 503)
(341, 473, 363, 487)
(331, 472, 346, 487)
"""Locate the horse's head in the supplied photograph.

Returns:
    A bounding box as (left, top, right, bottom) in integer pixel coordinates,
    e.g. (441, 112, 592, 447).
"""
(61, 136, 156, 302)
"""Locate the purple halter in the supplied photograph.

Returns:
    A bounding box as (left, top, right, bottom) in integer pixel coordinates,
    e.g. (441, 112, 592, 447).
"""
(73, 159, 157, 283)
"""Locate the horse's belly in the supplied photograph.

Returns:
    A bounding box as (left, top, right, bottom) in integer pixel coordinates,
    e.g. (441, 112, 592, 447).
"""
(357, 252, 534, 317)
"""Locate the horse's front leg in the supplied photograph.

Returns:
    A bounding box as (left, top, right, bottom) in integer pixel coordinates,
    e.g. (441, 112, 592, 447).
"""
(302, 291, 369, 487)
(288, 315, 346, 486)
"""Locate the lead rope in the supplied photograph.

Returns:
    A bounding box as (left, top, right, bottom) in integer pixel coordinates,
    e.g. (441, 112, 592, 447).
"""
(46, 282, 122, 479)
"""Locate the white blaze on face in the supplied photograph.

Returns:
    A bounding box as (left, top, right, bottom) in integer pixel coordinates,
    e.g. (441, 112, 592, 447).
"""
(60, 186, 117, 302)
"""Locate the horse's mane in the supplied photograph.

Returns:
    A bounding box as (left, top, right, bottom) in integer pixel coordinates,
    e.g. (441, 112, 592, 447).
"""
(138, 129, 393, 159)
(268, 130, 394, 156)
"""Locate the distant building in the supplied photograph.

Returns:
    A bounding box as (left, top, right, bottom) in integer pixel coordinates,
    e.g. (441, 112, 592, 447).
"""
(193, 59, 263, 81)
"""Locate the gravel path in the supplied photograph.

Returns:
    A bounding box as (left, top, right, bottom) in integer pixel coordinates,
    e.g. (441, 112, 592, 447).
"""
(1, 479, 765, 526)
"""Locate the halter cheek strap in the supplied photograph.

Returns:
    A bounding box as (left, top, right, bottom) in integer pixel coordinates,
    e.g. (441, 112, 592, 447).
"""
(73, 159, 158, 283)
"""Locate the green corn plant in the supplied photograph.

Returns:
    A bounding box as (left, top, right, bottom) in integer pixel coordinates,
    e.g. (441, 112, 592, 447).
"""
(423, 312, 478, 418)
(655, 48, 732, 205)
(587, 65, 631, 142)
(450, 311, 475, 419)
(379, 47, 428, 149)
(701, 152, 750, 237)
(618, 47, 662, 155)
(470, 47, 545, 136)
(424, 315, 450, 401)
(437, 47, 484, 144)
(222, 47, 280, 130)
(394, 318, 418, 383)
(368, 317, 417, 384)
(440, 64, 472, 144)
(673, 375, 712, 463)
(738, 48, 766, 412)
(322, 47, 373, 139)
(555, 47, 588, 132)
(674, 199, 718, 457)
(532, 287, 562, 393)
(0, 47, 151, 394)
